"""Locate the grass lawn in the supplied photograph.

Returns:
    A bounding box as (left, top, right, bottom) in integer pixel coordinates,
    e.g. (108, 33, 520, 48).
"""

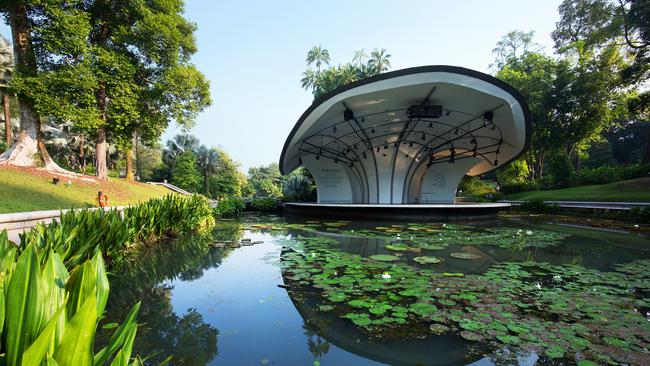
(507, 177, 650, 202)
(0, 166, 174, 213)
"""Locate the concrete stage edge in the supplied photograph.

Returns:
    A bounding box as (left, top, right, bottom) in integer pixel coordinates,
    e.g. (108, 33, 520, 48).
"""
(284, 202, 511, 221)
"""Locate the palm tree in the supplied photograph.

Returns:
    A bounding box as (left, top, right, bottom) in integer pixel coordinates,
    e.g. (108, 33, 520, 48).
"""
(368, 48, 392, 75)
(306, 45, 330, 73)
(195, 145, 219, 196)
(301, 68, 317, 92)
(352, 49, 368, 67)
(0, 35, 13, 146)
(163, 134, 200, 165)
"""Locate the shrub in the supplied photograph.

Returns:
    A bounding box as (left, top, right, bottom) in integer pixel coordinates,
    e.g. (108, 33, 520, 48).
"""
(19, 194, 214, 267)
(214, 196, 246, 217)
(570, 164, 650, 186)
(547, 151, 573, 187)
(0, 234, 142, 366)
(519, 199, 554, 213)
(500, 180, 540, 194)
(250, 197, 281, 212)
(457, 176, 495, 198)
(0, 140, 7, 154)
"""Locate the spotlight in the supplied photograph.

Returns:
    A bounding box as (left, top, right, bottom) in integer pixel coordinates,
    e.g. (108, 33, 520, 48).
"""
(483, 111, 494, 122)
(472, 147, 477, 157)
(377, 147, 380, 152)
(421, 133, 426, 141)
(496, 148, 500, 154)
(362, 152, 367, 159)
(445, 110, 451, 116)
(298, 157, 302, 164)
(384, 145, 388, 150)
(371, 128, 375, 133)
(353, 144, 358, 150)
(344, 109, 354, 121)
(409, 142, 413, 147)
(428, 122, 433, 128)
(333, 126, 338, 133)
(494, 159, 498, 166)
(316, 155, 320, 160)
(470, 137, 477, 145)
(454, 128, 459, 135)
(334, 158, 339, 164)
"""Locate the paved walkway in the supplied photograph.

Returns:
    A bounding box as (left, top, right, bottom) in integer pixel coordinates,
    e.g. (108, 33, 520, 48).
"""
(500, 200, 650, 211)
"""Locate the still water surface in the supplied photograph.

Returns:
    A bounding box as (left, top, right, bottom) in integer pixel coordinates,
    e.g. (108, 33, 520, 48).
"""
(100, 215, 650, 365)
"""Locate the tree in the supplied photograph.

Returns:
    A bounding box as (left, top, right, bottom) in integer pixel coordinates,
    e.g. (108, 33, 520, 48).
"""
(171, 150, 200, 192)
(0, 34, 12, 145)
(490, 30, 543, 70)
(248, 163, 282, 199)
(301, 47, 392, 99)
(209, 148, 245, 199)
(0, 0, 65, 170)
(553, 0, 650, 162)
(368, 48, 391, 74)
(306, 45, 330, 73)
(196, 145, 219, 195)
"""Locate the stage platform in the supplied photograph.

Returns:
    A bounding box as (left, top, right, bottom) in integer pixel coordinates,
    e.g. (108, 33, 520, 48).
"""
(284, 202, 510, 221)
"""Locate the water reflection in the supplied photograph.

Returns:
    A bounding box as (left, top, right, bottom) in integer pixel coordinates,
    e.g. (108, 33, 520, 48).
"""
(100, 215, 650, 366)
(98, 223, 243, 365)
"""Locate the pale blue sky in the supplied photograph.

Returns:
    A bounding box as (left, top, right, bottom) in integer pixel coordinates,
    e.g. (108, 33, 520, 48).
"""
(1, 0, 563, 172)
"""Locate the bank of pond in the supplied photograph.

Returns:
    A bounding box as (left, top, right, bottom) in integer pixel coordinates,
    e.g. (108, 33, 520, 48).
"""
(1, 201, 649, 365)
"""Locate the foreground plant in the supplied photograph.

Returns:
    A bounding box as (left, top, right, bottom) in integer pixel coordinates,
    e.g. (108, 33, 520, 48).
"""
(0, 232, 142, 365)
(18, 194, 215, 267)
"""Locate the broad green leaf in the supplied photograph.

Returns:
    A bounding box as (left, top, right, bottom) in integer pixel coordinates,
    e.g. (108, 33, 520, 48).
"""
(65, 261, 96, 319)
(52, 290, 98, 366)
(6, 244, 42, 366)
(91, 251, 110, 316)
(21, 306, 65, 366)
(94, 302, 140, 366)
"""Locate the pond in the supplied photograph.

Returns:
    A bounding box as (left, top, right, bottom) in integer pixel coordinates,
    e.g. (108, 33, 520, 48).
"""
(99, 214, 650, 365)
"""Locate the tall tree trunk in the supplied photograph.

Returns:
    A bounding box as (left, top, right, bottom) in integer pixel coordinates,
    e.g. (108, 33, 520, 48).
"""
(95, 125, 108, 180)
(2, 93, 10, 145)
(125, 146, 134, 181)
(0, 1, 62, 172)
(134, 132, 141, 178)
(204, 173, 209, 195)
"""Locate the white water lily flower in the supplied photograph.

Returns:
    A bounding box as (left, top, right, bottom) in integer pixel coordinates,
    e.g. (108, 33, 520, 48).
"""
(633, 224, 639, 228)
(526, 230, 533, 235)
(382, 272, 392, 279)
(535, 283, 542, 290)
(553, 275, 562, 282)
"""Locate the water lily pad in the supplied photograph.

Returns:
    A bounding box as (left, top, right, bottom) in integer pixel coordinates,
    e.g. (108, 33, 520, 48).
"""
(413, 256, 442, 264)
(450, 253, 481, 260)
(544, 345, 566, 359)
(443, 272, 465, 277)
(429, 324, 449, 334)
(460, 330, 483, 341)
(385, 243, 411, 251)
(369, 254, 400, 262)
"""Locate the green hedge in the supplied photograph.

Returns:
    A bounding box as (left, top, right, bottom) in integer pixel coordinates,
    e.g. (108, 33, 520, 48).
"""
(569, 163, 650, 186)
(213, 196, 246, 217)
(250, 197, 282, 212)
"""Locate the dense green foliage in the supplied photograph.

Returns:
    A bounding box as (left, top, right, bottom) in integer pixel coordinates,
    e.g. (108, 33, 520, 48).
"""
(170, 151, 201, 192)
(0, 0, 210, 178)
(0, 234, 143, 366)
(18, 194, 215, 267)
(491, 0, 649, 192)
(301, 46, 391, 99)
(213, 196, 245, 218)
(250, 197, 281, 212)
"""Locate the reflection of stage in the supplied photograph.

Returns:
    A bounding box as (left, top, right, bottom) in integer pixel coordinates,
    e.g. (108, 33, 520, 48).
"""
(282, 268, 484, 366)
(284, 202, 510, 221)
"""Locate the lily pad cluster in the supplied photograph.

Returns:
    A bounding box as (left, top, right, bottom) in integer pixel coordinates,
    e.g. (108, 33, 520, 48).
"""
(338, 224, 569, 252)
(281, 235, 650, 365)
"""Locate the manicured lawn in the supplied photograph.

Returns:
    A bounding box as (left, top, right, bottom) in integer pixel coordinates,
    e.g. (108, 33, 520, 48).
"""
(508, 177, 650, 202)
(0, 167, 174, 213)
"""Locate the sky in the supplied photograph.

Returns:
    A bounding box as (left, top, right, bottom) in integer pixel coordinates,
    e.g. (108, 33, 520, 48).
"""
(0, 0, 564, 173)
